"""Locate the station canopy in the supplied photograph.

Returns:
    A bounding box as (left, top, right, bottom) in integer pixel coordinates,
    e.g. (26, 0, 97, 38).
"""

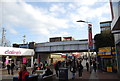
(0, 47, 34, 56)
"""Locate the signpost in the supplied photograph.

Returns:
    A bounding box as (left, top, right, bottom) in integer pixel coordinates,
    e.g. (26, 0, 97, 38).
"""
(76, 20, 93, 73)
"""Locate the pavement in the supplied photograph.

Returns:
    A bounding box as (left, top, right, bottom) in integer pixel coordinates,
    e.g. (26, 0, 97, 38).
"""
(1, 68, 120, 81)
(0, 60, 120, 81)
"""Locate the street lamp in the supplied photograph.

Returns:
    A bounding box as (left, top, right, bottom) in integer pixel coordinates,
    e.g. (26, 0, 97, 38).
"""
(76, 20, 91, 23)
(76, 20, 93, 73)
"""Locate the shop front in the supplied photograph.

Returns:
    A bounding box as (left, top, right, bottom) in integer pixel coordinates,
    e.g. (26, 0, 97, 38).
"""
(0, 47, 34, 68)
(50, 54, 65, 64)
(110, 0, 120, 75)
(98, 47, 117, 72)
(116, 40, 120, 73)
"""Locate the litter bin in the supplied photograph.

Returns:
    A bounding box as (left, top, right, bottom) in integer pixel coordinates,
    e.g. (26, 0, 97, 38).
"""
(59, 68, 68, 80)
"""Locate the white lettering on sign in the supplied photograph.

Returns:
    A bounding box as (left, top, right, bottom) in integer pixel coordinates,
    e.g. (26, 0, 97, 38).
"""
(5, 50, 21, 55)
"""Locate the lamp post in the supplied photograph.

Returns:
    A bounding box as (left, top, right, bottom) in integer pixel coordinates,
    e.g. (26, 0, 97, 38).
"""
(76, 20, 93, 73)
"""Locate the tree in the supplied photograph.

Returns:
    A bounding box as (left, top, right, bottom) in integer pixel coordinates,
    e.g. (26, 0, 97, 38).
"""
(94, 33, 115, 52)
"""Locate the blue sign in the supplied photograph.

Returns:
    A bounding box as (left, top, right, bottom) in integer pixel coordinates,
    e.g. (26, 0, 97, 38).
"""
(19, 44, 29, 48)
(89, 46, 93, 49)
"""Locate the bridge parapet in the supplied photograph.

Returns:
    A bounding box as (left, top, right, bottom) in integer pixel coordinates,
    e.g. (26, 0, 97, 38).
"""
(35, 40, 95, 53)
(36, 40, 88, 47)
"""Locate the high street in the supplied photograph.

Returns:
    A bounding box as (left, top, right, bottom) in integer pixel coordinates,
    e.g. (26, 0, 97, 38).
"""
(1, 60, 119, 81)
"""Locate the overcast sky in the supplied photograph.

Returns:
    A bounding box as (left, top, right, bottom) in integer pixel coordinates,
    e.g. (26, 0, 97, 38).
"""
(0, 0, 112, 45)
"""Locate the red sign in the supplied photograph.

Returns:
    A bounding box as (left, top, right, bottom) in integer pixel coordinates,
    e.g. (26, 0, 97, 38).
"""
(88, 24, 93, 49)
(61, 55, 66, 58)
(23, 58, 27, 63)
(72, 54, 80, 57)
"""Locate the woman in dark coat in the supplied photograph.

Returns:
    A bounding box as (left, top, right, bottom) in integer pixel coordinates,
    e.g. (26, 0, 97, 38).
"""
(54, 61, 59, 77)
(10, 61, 15, 75)
(86, 61, 89, 72)
(93, 61, 97, 72)
(70, 60, 77, 79)
(7, 63, 10, 74)
(78, 61, 83, 77)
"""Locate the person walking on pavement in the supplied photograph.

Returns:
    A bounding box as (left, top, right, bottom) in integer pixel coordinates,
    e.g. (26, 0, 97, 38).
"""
(37, 62, 43, 70)
(70, 60, 77, 79)
(90, 59, 93, 73)
(43, 61, 48, 70)
(54, 61, 59, 77)
(86, 61, 89, 72)
(6, 63, 11, 75)
(78, 60, 83, 78)
(10, 60, 15, 75)
(32, 62, 37, 74)
(93, 60, 97, 73)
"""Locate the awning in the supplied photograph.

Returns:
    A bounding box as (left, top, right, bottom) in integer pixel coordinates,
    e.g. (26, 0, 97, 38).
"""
(0, 47, 34, 56)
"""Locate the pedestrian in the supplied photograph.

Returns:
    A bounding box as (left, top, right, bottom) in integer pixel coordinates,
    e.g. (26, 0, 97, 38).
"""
(43, 61, 48, 70)
(78, 61, 83, 78)
(90, 59, 92, 66)
(58, 61, 61, 67)
(40, 62, 43, 70)
(10, 60, 15, 75)
(93, 60, 97, 73)
(18, 64, 29, 81)
(15, 63, 18, 71)
(6, 63, 10, 75)
(86, 61, 89, 72)
(54, 61, 59, 77)
(90, 59, 93, 73)
(32, 62, 37, 74)
(70, 60, 77, 79)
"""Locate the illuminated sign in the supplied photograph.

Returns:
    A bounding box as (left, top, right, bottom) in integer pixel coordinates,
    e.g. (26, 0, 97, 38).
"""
(98, 47, 116, 56)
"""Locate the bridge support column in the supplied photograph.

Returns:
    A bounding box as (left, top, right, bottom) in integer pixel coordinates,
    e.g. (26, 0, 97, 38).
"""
(37, 53, 50, 64)
(31, 56, 34, 67)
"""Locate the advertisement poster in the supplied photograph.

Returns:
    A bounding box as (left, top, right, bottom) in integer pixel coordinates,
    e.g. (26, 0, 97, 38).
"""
(23, 58, 27, 63)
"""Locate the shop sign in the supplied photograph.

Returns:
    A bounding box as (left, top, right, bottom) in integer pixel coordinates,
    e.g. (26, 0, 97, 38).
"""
(98, 47, 112, 56)
(72, 54, 80, 57)
(0, 47, 34, 56)
(111, 47, 116, 55)
(61, 55, 66, 58)
(51, 54, 61, 58)
(101, 56, 113, 58)
(5, 50, 21, 55)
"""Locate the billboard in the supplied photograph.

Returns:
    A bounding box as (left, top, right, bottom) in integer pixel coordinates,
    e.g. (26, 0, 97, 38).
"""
(49, 37, 62, 42)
